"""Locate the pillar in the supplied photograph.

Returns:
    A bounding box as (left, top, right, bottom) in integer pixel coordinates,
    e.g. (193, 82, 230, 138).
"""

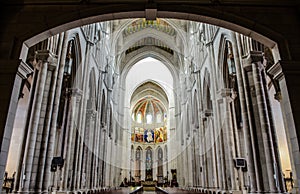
(62, 88, 82, 191)
(220, 88, 239, 190)
(234, 33, 258, 193)
(243, 51, 282, 193)
(267, 61, 300, 194)
(32, 50, 58, 193)
(22, 50, 56, 193)
(0, 59, 33, 192)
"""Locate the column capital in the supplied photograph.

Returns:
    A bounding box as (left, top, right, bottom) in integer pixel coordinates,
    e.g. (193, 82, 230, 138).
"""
(267, 60, 300, 101)
(86, 109, 97, 119)
(69, 88, 83, 97)
(242, 51, 264, 71)
(35, 50, 58, 71)
(219, 88, 231, 97)
(201, 109, 213, 118)
(17, 60, 34, 79)
(267, 61, 284, 81)
(218, 88, 238, 102)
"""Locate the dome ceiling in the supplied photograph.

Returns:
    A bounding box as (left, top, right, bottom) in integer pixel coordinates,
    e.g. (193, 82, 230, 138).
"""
(133, 96, 165, 117)
(131, 81, 169, 118)
(123, 18, 176, 37)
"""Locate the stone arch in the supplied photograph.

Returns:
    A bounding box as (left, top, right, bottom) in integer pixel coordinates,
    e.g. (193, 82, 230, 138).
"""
(120, 50, 178, 118)
(130, 80, 169, 109)
(120, 48, 180, 85)
(87, 67, 97, 110)
(18, 8, 284, 55)
(216, 33, 231, 89)
(193, 89, 200, 130)
(164, 145, 168, 162)
(100, 90, 107, 127)
(145, 146, 153, 181)
(122, 29, 179, 51)
(202, 68, 212, 111)
(157, 146, 164, 184)
(135, 146, 142, 182)
(0, 3, 299, 192)
(68, 32, 83, 89)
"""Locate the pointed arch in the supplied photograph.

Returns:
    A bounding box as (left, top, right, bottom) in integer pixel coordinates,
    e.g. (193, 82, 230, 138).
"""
(203, 68, 212, 111)
(193, 90, 200, 130)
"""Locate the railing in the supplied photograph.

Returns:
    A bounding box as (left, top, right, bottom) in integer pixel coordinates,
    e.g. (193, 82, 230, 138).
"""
(2, 173, 15, 193)
(156, 186, 169, 193)
(129, 186, 143, 194)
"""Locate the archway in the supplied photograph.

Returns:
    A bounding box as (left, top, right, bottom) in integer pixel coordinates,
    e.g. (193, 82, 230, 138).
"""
(0, 2, 298, 193)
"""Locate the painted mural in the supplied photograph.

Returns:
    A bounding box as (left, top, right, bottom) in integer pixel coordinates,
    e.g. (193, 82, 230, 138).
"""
(131, 126, 167, 143)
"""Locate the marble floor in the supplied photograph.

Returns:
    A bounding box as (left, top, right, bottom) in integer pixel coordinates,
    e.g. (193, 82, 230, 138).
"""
(100, 187, 203, 193)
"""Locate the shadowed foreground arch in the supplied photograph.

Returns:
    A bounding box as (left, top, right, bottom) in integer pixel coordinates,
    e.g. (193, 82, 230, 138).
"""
(0, 1, 300, 193)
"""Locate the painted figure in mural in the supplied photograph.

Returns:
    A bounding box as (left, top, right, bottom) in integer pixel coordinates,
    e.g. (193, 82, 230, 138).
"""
(144, 129, 154, 143)
(133, 127, 144, 142)
(147, 130, 153, 142)
(155, 127, 164, 142)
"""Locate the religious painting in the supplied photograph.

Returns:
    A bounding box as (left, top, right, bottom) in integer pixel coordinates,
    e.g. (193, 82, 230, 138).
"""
(132, 127, 144, 142)
(154, 126, 167, 143)
(144, 129, 154, 143)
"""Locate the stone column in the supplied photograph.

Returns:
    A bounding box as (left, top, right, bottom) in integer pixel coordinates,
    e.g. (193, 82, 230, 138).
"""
(267, 61, 300, 194)
(243, 51, 280, 193)
(62, 88, 82, 191)
(252, 55, 277, 192)
(42, 31, 68, 192)
(193, 128, 200, 187)
(215, 96, 226, 190)
(75, 38, 93, 190)
(261, 68, 285, 192)
(22, 52, 51, 193)
(243, 52, 265, 192)
(229, 92, 245, 190)
(220, 88, 238, 190)
(93, 111, 102, 189)
(80, 108, 96, 189)
(88, 110, 97, 188)
(184, 100, 193, 187)
(199, 113, 207, 188)
(59, 91, 74, 191)
(202, 114, 211, 188)
(234, 33, 258, 192)
(91, 108, 99, 189)
(31, 50, 58, 193)
(99, 125, 107, 187)
(1, 60, 33, 192)
(195, 92, 205, 187)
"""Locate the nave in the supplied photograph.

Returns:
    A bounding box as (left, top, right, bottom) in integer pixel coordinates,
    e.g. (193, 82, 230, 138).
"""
(2, 12, 297, 194)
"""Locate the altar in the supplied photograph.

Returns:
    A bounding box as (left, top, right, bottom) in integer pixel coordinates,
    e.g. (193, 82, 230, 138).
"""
(141, 180, 157, 191)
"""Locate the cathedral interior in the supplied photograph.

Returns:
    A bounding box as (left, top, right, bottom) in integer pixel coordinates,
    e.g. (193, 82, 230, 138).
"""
(0, 1, 300, 194)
